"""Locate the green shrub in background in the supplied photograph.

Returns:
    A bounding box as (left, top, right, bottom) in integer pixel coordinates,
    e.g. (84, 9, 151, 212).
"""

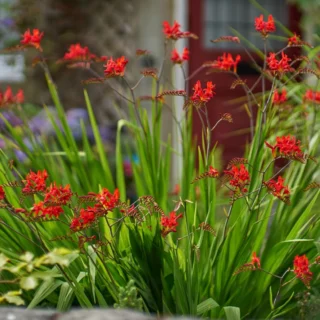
(0, 11, 319, 320)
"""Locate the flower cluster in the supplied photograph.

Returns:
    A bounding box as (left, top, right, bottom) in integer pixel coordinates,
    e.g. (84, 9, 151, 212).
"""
(171, 48, 189, 64)
(161, 211, 183, 237)
(267, 52, 294, 76)
(22, 170, 48, 194)
(44, 183, 73, 206)
(294, 255, 313, 287)
(62, 43, 107, 66)
(234, 252, 261, 275)
(163, 21, 197, 40)
(32, 201, 63, 219)
(95, 188, 120, 212)
(264, 176, 290, 204)
(273, 88, 287, 105)
(20, 29, 44, 51)
(303, 89, 320, 104)
(254, 14, 276, 36)
(0, 186, 5, 200)
(190, 81, 215, 107)
(70, 207, 97, 231)
(104, 56, 128, 77)
(224, 164, 250, 193)
(265, 135, 304, 161)
(288, 33, 303, 46)
(0, 87, 24, 107)
(210, 53, 241, 73)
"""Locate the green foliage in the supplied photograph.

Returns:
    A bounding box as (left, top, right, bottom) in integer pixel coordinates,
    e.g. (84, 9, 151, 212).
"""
(114, 280, 143, 311)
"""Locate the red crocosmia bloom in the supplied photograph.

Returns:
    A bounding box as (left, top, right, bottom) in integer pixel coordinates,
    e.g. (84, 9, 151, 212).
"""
(21, 29, 44, 51)
(161, 211, 183, 237)
(273, 88, 287, 105)
(22, 169, 48, 194)
(104, 56, 128, 77)
(293, 255, 313, 287)
(265, 135, 304, 161)
(303, 89, 320, 104)
(211, 53, 241, 73)
(70, 217, 82, 231)
(171, 48, 189, 64)
(288, 33, 302, 46)
(251, 252, 261, 269)
(95, 188, 119, 212)
(224, 164, 250, 193)
(264, 176, 290, 204)
(163, 21, 196, 40)
(63, 43, 97, 62)
(44, 183, 72, 205)
(190, 80, 215, 107)
(80, 207, 96, 225)
(255, 14, 275, 36)
(32, 201, 63, 219)
(267, 52, 294, 75)
(0, 186, 5, 200)
(0, 87, 24, 107)
(208, 166, 219, 178)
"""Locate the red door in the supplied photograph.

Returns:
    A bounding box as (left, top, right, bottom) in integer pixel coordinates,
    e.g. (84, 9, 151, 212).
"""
(189, 0, 300, 164)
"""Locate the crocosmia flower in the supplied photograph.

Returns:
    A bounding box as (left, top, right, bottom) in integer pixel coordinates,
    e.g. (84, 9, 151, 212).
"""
(267, 52, 294, 76)
(163, 21, 197, 40)
(265, 135, 304, 162)
(0, 186, 5, 200)
(161, 211, 183, 237)
(303, 89, 320, 104)
(293, 255, 313, 287)
(264, 176, 290, 204)
(44, 183, 72, 205)
(63, 43, 96, 61)
(22, 169, 48, 194)
(273, 88, 287, 105)
(0, 87, 24, 107)
(224, 164, 250, 193)
(251, 252, 261, 269)
(32, 201, 63, 219)
(21, 29, 44, 51)
(190, 80, 215, 107)
(171, 48, 189, 64)
(95, 188, 120, 212)
(288, 33, 302, 46)
(210, 53, 241, 73)
(104, 56, 128, 77)
(255, 15, 275, 36)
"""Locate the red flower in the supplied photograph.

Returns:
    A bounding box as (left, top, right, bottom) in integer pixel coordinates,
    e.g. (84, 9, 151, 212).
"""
(293, 255, 313, 287)
(104, 56, 128, 77)
(0, 186, 5, 200)
(208, 166, 219, 178)
(70, 217, 82, 231)
(80, 207, 96, 225)
(210, 53, 241, 73)
(63, 43, 97, 61)
(273, 88, 287, 105)
(288, 33, 302, 46)
(22, 170, 48, 194)
(32, 201, 63, 219)
(161, 211, 183, 237)
(264, 176, 290, 204)
(0, 87, 24, 107)
(95, 188, 120, 212)
(255, 15, 276, 36)
(265, 135, 304, 161)
(190, 80, 215, 107)
(224, 164, 250, 193)
(20, 29, 44, 51)
(251, 252, 261, 269)
(163, 21, 197, 40)
(171, 48, 189, 64)
(44, 183, 72, 205)
(267, 52, 294, 75)
(303, 89, 320, 104)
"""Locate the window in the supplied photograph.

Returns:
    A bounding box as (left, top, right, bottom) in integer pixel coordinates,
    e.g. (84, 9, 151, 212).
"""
(203, 0, 288, 49)
(0, 0, 24, 82)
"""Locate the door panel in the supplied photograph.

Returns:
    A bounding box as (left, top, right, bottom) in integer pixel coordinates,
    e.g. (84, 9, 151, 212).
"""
(189, 0, 301, 164)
